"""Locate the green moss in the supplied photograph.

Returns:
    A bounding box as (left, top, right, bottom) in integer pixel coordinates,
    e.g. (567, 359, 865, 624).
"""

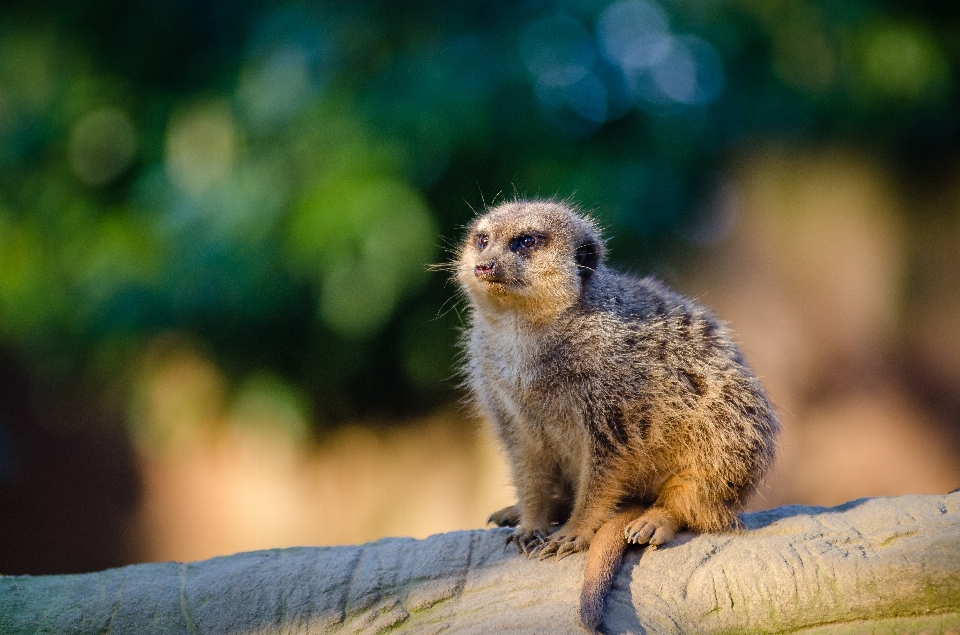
(788, 612, 960, 634)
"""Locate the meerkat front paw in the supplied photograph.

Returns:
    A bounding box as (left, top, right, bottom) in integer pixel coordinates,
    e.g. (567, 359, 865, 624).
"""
(624, 508, 678, 547)
(529, 524, 593, 561)
(488, 504, 521, 527)
(505, 526, 550, 555)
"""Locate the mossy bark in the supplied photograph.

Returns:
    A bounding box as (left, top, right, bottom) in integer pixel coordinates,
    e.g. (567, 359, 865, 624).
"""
(2, 493, 959, 635)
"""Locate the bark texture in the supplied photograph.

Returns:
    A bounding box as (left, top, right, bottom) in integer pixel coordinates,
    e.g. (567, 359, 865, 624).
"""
(2, 492, 959, 634)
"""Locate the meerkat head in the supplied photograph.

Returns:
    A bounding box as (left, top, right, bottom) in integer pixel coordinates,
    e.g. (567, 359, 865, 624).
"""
(456, 200, 604, 323)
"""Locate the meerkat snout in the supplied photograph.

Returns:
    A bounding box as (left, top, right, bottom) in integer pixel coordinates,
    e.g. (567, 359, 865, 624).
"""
(474, 261, 495, 278)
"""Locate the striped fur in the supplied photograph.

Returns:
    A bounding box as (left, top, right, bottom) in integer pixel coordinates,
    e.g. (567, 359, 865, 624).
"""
(454, 200, 779, 633)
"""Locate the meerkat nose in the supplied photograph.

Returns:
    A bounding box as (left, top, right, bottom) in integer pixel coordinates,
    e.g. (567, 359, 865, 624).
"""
(475, 262, 496, 277)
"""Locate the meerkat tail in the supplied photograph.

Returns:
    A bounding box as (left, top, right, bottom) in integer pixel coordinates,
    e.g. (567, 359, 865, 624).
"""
(579, 505, 646, 634)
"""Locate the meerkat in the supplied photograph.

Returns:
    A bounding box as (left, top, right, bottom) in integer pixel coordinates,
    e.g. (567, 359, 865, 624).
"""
(453, 199, 779, 634)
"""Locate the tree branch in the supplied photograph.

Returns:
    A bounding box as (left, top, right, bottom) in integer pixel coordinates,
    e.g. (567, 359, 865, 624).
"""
(3, 492, 959, 634)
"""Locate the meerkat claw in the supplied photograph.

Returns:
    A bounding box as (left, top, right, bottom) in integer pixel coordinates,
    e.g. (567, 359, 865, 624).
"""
(527, 530, 549, 556)
(536, 542, 559, 561)
(555, 542, 581, 560)
(504, 532, 528, 556)
(626, 522, 655, 544)
(511, 530, 539, 556)
(517, 538, 529, 556)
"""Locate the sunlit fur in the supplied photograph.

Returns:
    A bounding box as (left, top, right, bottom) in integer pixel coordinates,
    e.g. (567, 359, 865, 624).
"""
(454, 199, 779, 634)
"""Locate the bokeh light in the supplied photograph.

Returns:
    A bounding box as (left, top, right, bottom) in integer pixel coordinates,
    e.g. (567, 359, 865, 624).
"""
(165, 101, 238, 197)
(1, 0, 960, 574)
(596, 0, 671, 72)
(857, 20, 950, 103)
(68, 108, 137, 186)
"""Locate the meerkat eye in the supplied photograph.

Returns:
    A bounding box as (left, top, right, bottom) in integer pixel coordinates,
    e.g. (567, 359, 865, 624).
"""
(510, 234, 541, 252)
(476, 234, 489, 251)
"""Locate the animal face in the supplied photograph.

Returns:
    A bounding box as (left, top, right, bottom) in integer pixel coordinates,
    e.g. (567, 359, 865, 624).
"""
(456, 201, 603, 322)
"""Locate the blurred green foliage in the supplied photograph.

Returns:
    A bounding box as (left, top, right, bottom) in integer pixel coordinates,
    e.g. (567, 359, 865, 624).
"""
(0, 0, 958, 425)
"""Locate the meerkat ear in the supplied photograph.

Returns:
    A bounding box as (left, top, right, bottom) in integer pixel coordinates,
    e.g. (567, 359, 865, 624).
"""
(575, 238, 601, 281)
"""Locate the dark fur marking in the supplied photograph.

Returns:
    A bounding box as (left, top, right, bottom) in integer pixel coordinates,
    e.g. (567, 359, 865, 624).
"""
(657, 339, 668, 362)
(604, 403, 630, 447)
(575, 238, 600, 281)
(635, 414, 650, 440)
(702, 320, 717, 338)
(654, 299, 667, 317)
(680, 370, 707, 397)
(584, 400, 622, 458)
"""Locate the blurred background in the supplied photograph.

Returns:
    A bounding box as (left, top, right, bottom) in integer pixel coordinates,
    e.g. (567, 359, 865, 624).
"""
(1, 0, 960, 575)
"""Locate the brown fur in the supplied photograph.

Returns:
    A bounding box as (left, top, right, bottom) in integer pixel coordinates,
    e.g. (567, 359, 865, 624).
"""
(453, 200, 779, 633)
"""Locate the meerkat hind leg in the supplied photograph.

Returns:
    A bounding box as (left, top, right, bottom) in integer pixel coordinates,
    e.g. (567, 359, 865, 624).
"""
(624, 508, 678, 546)
(625, 469, 730, 547)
